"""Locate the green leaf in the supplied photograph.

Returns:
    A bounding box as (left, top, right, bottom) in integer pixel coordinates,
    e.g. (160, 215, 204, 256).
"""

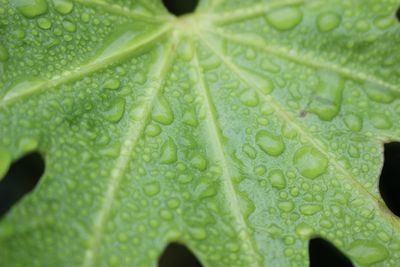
(1, 0, 400, 266)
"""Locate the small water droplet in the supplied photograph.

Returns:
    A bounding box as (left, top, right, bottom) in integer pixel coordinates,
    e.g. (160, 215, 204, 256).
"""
(160, 138, 177, 164)
(266, 6, 303, 31)
(242, 144, 257, 159)
(295, 223, 313, 237)
(256, 130, 285, 157)
(348, 240, 388, 265)
(103, 78, 121, 90)
(179, 41, 195, 61)
(191, 154, 207, 170)
(299, 204, 322, 215)
(269, 169, 286, 189)
(0, 148, 12, 178)
(103, 98, 125, 123)
(343, 114, 363, 132)
(37, 17, 52, 29)
(369, 113, 392, 129)
(278, 200, 294, 212)
(53, 0, 74, 15)
(316, 12, 341, 32)
(145, 123, 161, 137)
(15, 0, 48, 18)
(190, 228, 207, 240)
(63, 20, 77, 32)
(144, 181, 161, 196)
(240, 90, 259, 107)
(293, 147, 328, 179)
(0, 43, 9, 62)
(365, 83, 395, 103)
(152, 95, 174, 125)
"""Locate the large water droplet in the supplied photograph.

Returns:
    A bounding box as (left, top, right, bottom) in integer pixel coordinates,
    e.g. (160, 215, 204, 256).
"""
(103, 98, 125, 123)
(309, 71, 344, 121)
(160, 138, 177, 164)
(15, 0, 48, 18)
(152, 95, 174, 125)
(256, 130, 285, 157)
(348, 240, 388, 265)
(316, 12, 341, 32)
(266, 6, 303, 31)
(103, 78, 121, 90)
(0, 43, 9, 62)
(0, 148, 12, 179)
(52, 0, 74, 15)
(293, 147, 328, 179)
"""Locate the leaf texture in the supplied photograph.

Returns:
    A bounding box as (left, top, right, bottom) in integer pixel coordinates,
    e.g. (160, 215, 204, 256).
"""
(1, 0, 400, 266)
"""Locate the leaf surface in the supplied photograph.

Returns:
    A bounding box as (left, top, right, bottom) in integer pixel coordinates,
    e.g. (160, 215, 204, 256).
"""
(1, 0, 400, 266)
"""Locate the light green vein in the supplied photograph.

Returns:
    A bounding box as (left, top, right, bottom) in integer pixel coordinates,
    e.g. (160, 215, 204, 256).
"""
(82, 40, 177, 267)
(208, 0, 304, 25)
(72, 0, 171, 22)
(198, 33, 400, 230)
(192, 50, 262, 267)
(206, 28, 400, 93)
(0, 25, 171, 109)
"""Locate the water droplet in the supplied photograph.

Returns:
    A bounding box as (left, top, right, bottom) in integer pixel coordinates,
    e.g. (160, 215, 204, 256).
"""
(269, 169, 286, 189)
(53, 0, 74, 15)
(348, 240, 388, 265)
(63, 20, 76, 32)
(37, 17, 52, 29)
(299, 204, 322, 215)
(182, 110, 198, 127)
(242, 144, 257, 159)
(369, 113, 392, 129)
(0, 43, 9, 62)
(343, 114, 363, 132)
(190, 228, 207, 240)
(160, 138, 177, 164)
(309, 71, 344, 121)
(293, 147, 328, 179)
(316, 12, 341, 32)
(278, 200, 294, 212)
(295, 223, 313, 237)
(239, 90, 259, 107)
(103, 98, 125, 123)
(266, 6, 303, 31)
(103, 78, 121, 90)
(191, 154, 207, 170)
(144, 181, 160, 196)
(365, 83, 395, 103)
(152, 95, 174, 125)
(0, 148, 12, 178)
(15, 0, 48, 18)
(145, 123, 161, 137)
(256, 130, 285, 157)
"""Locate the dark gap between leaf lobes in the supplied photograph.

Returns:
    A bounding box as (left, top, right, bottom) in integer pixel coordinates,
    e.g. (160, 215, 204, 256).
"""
(309, 238, 354, 267)
(0, 152, 45, 218)
(162, 0, 199, 16)
(159, 242, 203, 267)
(379, 142, 400, 216)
